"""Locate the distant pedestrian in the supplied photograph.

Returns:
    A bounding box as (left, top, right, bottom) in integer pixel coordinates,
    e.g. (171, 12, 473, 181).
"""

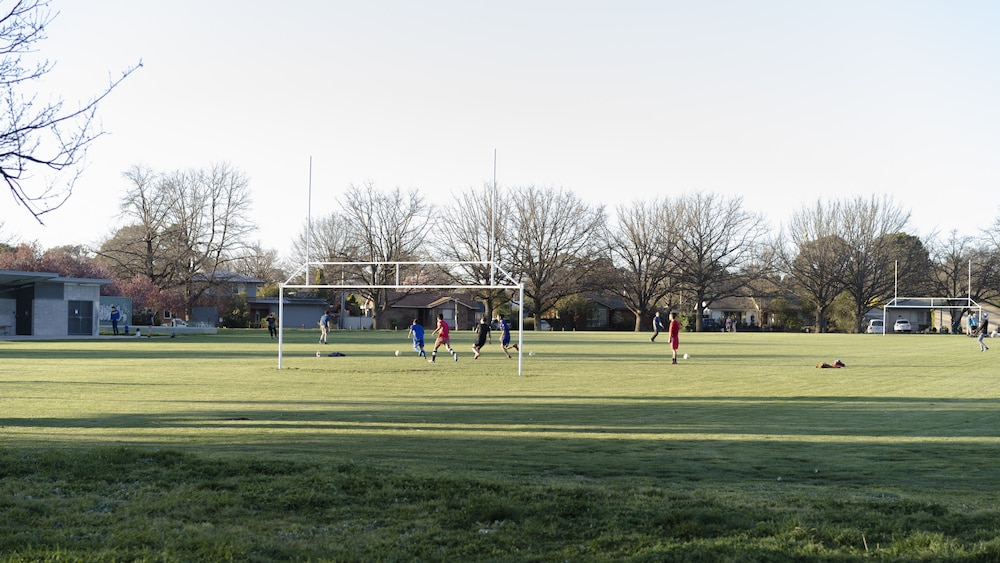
(266, 313, 277, 338)
(110, 306, 121, 336)
(650, 312, 664, 342)
(976, 313, 990, 352)
(146, 309, 154, 338)
(472, 317, 492, 359)
(669, 311, 681, 364)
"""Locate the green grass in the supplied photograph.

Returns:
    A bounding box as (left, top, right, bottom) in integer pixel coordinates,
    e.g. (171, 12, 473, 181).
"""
(3, 329, 1000, 561)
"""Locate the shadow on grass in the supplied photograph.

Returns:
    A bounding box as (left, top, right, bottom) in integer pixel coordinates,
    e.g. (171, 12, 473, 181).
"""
(5, 395, 1000, 493)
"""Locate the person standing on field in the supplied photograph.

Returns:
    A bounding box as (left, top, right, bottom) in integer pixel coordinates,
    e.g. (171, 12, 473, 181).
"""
(650, 311, 664, 342)
(318, 309, 331, 344)
(110, 306, 121, 336)
(669, 311, 681, 364)
(430, 313, 458, 362)
(266, 313, 277, 339)
(976, 313, 990, 352)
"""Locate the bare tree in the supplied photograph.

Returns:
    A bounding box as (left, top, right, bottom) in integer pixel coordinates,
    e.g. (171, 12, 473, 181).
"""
(499, 186, 606, 330)
(98, 163, 254, 317)
(293, 212, 358, 268)
(436, 183, 512, 319)
(671, 192, 769, 331)
(230, 241, 285, 285)
(607, 197, 679, 331)
(784, 200, 851, 333)
(927, 231, 982, 332)
(1, 1, 140, 221)
(839, 195, 912, 333)
(98, 166, 176, 286)
(337, 182, 430, 329)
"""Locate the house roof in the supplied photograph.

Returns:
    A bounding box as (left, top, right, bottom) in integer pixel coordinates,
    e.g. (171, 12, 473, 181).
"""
(390, 291, 480, 310)
(248, 297, 330, 306)
(0, 270, 59, 288)
(0, 270, 111, 289)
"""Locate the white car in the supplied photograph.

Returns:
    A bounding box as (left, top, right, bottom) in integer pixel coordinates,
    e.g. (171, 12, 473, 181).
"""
(866, 319, 884, 334)
(893, 319, 912, 333)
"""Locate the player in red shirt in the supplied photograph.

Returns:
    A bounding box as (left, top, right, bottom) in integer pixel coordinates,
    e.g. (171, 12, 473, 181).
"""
(669, 311, 681, 364)
(430, 313, 458, 362)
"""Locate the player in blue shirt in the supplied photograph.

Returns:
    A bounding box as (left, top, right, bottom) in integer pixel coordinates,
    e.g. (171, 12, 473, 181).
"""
(497, 314, 520, 359)
(408, 319, 427, 358)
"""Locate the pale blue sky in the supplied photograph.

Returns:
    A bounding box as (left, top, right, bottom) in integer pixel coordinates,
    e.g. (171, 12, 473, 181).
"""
(7, 1, 999, 254)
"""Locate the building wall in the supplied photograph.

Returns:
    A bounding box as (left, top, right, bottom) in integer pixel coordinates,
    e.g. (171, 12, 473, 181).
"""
(34, 283, 102, 337)
(99, 297, 133, 328)
(32, 295, 65, 336)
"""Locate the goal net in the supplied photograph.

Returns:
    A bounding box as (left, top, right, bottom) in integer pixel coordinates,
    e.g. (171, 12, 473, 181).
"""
(277, 260, 526, 375)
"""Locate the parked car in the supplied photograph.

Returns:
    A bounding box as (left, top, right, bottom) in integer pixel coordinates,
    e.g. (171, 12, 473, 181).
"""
(893, 319, 912, 333)
(538, 319, 552, 331)
(866, 319, 884, 334)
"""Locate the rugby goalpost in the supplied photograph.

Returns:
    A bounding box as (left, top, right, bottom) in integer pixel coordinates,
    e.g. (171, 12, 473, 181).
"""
(882, 296, 982, 334)
(277, 260, 526, 375)
(881, 260, 982, 334)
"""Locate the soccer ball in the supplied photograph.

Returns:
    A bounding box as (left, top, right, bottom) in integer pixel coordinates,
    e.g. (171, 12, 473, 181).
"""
(683, 353, 689, 360)
(394, 350, 401, 356)
(528, 351, 535, 356)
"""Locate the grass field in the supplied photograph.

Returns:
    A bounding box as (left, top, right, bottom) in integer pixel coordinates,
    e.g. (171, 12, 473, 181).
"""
(3, 328, 1000, 561)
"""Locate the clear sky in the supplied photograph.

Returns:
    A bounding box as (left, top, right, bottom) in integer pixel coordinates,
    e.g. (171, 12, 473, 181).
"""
(5, 1, 999, 256)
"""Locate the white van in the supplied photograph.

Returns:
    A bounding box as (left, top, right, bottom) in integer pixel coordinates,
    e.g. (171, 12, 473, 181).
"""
(866, 319, 884, 334)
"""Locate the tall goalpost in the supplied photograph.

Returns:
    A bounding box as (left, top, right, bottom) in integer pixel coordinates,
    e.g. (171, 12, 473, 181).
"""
(277, 260, 526, 375)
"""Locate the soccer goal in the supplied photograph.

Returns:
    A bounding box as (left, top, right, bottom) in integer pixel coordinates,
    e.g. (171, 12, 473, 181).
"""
(277, 260, 526, 375)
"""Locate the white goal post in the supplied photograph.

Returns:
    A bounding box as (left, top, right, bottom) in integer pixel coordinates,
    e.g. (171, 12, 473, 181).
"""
(277, 260, 526, 375)
(882, 296, 982, 334)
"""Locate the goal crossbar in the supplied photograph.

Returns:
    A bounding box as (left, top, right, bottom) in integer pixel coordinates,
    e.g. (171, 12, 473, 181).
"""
(277, 261, 525, 375)
(882, 296, 982, 334)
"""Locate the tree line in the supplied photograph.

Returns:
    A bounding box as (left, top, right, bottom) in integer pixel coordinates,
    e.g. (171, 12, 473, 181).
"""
(3, 167, 999, 332)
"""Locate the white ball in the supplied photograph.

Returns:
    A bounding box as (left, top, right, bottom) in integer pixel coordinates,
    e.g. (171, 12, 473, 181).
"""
(394, 350, 401, 356)
(683, 353, 689, 359)
(529, 351, 535, 356)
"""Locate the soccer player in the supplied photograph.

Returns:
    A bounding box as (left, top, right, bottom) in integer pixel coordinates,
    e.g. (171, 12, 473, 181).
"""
(668, 311, 681, 364)
(472, 317, 491, 359)
(430, 313, 458, 362)
(497, 313, 519, 359)
(650, 311, 664, 342)
(408, 318, 427, 358)
(318, 309, 331, 344)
